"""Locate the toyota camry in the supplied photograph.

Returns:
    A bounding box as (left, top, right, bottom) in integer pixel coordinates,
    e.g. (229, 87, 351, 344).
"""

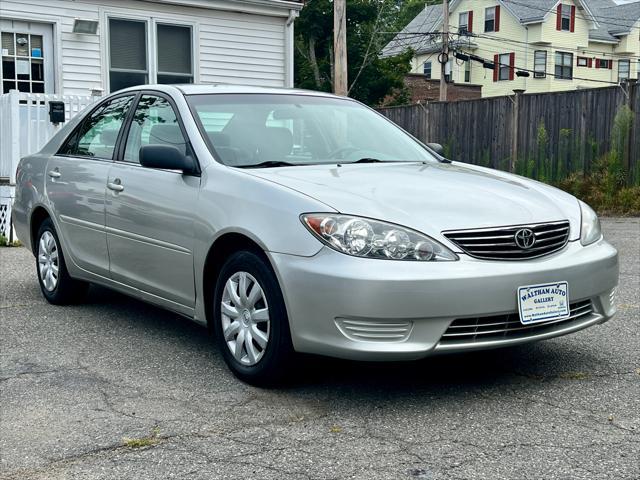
(12, 84, 619, 385)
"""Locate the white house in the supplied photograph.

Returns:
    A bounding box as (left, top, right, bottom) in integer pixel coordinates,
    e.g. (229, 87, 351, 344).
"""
(0, 0, 303, 239)
(0, 0, 303, 96)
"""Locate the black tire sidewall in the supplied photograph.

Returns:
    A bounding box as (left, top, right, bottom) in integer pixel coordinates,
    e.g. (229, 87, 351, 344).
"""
(213, 250, 293, 385)
(35, 218, 86, 304)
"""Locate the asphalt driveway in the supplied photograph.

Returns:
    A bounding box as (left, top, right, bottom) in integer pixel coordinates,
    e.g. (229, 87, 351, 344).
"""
(1, 218, 638, 480)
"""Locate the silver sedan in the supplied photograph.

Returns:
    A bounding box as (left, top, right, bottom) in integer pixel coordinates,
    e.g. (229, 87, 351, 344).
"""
(12, 85, 619, 385)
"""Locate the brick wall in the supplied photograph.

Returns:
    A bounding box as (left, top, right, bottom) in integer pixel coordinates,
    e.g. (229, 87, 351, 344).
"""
(403, 74, 482, 103)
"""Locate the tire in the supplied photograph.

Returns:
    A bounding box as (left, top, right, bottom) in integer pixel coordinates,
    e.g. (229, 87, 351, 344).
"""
(35, 218, 89, 305)
(213, 250, 294, 386)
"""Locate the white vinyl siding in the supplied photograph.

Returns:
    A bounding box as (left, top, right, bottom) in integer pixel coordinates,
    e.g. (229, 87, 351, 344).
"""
(0, 0, 290, 95)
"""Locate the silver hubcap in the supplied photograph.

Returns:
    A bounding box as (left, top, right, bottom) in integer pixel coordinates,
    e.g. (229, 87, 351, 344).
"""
(38, 231, 59, 292)
(221, 272, 270, 366)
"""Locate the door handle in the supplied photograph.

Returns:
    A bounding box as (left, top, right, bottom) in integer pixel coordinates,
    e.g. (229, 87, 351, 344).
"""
(47, 169, 61, 179)
(107, 179, 124, 192)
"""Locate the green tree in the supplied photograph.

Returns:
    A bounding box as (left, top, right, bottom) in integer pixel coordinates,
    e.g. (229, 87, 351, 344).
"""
(294, 0, 433, 106)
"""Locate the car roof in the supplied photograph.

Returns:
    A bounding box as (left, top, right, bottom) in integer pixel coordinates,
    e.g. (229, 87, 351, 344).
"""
(111, 83, 340, 98)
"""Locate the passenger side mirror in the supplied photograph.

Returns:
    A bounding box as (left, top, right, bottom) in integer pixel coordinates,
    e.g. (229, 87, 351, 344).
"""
(139, 145, 196, 174)
(427, 143, 444, 156)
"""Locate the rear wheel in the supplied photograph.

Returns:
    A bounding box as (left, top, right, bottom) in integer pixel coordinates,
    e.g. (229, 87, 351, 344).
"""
(36, 218, 89, 304)
(213, 251, 294, 386)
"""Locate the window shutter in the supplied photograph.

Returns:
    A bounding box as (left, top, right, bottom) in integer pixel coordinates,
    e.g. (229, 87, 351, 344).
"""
(595, 59, 600, 69)
(588, 58, 593, 68)
(468, 11, 473, 33)
(556, 4, 562, 31)
(509, 52, 515, 80)
(495, 6, 501, 32)
(570, 5, 576, 32)
(609, 61, 613, 70)
(493, 54, 499, 82)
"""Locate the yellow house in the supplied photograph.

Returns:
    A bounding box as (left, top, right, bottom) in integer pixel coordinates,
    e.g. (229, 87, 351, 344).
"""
(382, 0, 640, 98)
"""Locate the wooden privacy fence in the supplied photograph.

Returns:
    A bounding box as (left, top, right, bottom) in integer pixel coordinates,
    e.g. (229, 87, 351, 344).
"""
(378, 82, 639, 183)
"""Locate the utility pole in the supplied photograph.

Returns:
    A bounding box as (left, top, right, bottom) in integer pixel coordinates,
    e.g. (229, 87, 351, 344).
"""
(439, 0, 449, 102)
(334, 0, 348, 96)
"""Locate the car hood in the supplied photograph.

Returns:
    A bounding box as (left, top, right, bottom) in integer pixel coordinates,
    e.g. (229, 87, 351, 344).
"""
(246, 161, 581, 243)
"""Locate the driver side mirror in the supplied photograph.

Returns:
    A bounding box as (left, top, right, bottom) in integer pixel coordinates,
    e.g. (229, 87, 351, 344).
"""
(139, 145, 196, 174)
(427, 143, 444, 156)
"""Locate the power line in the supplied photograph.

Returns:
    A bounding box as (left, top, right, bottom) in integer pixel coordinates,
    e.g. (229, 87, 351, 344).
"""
(453, 29, 640, 61)
(384, 30, 640, 62)
(453, 47, 624, 85)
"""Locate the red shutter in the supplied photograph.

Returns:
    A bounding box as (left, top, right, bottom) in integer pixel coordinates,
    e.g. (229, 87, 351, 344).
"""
(495, 6, 501, 32)
(588, 58, 593, 68)
(493, 54, 499, 82)
(595, 59, 600, 69)
(509, 52, 515, 80)
(570, 5, 576, 32)
(609, 60, 613, 70)
(556, 4, 562, 30)
(468, 11, 473, 33)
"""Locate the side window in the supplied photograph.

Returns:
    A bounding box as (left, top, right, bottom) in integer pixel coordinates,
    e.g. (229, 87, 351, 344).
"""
(123, 95, 187, 163)
(59, 95, 134, 158)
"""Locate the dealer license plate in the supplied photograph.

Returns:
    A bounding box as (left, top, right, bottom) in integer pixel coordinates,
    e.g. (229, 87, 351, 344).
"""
(517, 282, 570, 325)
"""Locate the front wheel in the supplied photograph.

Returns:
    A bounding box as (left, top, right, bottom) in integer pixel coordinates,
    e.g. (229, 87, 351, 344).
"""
(36, 218, 88, 304)
(213, 250, 294, 386)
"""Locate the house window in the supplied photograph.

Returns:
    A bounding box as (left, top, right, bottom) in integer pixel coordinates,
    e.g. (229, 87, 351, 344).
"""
(157, 24, 193, 84)
(459, 12, 469, 34)
(596, 58, 611, 69)
(577, 57, 589, 67)
(108, 18, 194, 92)
(618, 60, 630, 81)
(485, 7, 496, 32)
(534, 51, 547, 78)
(560, 4, 572, 31)
(498, 53, 511, 81)
(555, 51, 573, 80)
(464, 60, 471, 82)
(423, 61, 432, 79)
(1, 32, 45, 93)
(109, 19, 148, 92)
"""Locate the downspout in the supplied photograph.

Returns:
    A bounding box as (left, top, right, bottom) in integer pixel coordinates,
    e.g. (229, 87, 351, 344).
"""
(285, 9, 299, 88)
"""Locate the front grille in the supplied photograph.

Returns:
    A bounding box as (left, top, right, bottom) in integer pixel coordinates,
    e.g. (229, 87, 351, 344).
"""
(443, 221, 570, 260)
(438, 300, 594, 346)
(335, 318, 413, 342)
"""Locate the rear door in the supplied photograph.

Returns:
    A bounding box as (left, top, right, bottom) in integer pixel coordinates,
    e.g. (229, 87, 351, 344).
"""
(105, 93, 199, 309)
(46, 94, 135, 277)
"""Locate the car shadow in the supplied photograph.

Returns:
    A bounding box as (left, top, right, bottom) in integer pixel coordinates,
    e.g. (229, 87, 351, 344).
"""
(80, 284, 603, 396)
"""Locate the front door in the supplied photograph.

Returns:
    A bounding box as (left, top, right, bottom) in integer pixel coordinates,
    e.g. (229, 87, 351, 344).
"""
(105, 93, 199, 309)
(46, 94, 135, 277)
(1, 20, 54, 93)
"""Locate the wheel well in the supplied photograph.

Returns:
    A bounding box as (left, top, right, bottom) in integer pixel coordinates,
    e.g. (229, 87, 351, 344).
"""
(202, 233, 269, 329)
(30, 207, 50, 254)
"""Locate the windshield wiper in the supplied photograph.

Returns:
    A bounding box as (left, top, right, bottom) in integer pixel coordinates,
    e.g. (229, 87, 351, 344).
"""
(349, 158, 394, 164)
(237, 160, 298, 169)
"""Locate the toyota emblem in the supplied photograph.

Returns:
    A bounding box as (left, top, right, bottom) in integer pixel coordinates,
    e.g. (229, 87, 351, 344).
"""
(514, 228, 536, 249)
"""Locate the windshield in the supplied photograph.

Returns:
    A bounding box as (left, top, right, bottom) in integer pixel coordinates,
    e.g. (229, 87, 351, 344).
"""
(186, 94, 437, 167)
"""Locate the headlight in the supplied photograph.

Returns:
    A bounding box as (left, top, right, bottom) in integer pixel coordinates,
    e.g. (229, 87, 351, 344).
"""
(579, 200, 602, 246)
(301, 214, 458, 261)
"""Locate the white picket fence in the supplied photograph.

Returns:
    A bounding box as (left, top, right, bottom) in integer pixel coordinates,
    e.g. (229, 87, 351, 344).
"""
(0, 90, 96, 240)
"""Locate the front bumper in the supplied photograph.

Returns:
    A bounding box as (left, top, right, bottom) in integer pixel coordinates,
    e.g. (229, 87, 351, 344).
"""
(269, 238, 618, 361)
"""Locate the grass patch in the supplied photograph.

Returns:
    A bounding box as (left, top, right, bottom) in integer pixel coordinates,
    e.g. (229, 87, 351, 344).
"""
(122, 427, 162, 449)
(0, 235, 21, 247)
